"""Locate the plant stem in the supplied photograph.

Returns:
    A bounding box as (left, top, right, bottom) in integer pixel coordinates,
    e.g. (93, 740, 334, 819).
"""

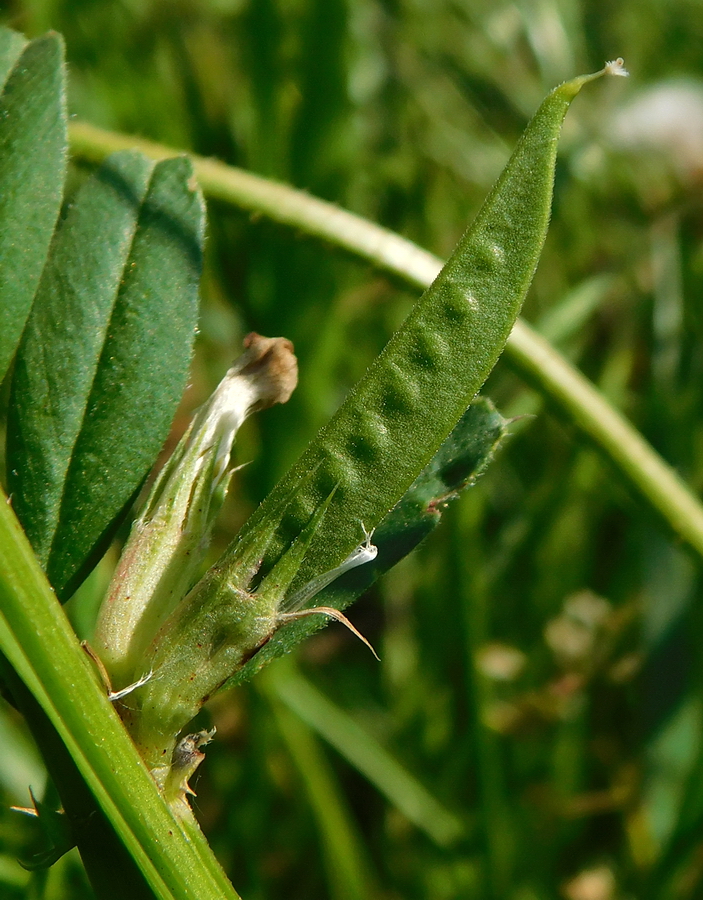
(68, 122, 703, 562)
(0, 487, 240, 900)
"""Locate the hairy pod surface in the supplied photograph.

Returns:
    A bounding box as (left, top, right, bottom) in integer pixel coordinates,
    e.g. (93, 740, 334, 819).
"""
(226, 67, 619, 595)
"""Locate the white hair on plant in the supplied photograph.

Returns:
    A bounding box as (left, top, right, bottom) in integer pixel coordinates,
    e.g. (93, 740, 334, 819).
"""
(283, 523, 378, 612)
(107, 668, 155, 702)
(605, 58, 629, 77)
(278, 523, 380, 660)
(81, 639, 155, 701)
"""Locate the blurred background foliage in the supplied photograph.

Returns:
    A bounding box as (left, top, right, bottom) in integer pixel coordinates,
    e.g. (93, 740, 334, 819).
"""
(2, 0, 703, 898)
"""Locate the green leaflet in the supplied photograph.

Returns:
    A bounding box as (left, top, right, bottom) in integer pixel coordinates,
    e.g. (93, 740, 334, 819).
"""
(0, 28, 67, 382)
(209, 68, 609, 607)
(7, 150, 205, 599)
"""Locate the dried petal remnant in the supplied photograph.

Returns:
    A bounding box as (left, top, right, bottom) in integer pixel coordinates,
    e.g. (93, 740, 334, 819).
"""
(93, 333, 299, 691)
(238, 332, 298, 410)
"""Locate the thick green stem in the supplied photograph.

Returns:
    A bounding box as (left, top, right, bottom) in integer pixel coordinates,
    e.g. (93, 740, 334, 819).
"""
(0, 486, 240, 900)
(68, 122, 703, 562)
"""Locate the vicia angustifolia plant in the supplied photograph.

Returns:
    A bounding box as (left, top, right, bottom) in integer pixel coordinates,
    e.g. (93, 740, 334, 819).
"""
(0, 23, 634, 900)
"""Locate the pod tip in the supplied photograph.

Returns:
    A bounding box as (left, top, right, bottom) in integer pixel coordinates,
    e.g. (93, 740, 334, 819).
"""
(605, 58, 629, 77)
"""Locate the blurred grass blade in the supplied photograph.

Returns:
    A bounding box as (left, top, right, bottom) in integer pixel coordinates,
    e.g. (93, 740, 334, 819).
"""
(235, 397, 507, 681)
(0, 28, 67, 382)
(263, 676, 381, 900)
(288, 0, 348, 189)
(0, 701, 46, 805)
(7, 150, 204, 599)
(0, 487, 240, 900)
(0, 854, 27, 892)
(535, 273, 615, 344)
(263, 660, 466, 847)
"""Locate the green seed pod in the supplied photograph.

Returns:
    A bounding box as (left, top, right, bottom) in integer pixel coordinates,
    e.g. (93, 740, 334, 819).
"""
(232, 60, 630, 598)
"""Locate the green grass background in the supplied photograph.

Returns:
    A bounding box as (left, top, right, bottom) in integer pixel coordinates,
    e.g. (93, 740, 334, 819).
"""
(3, 0, 703, 898)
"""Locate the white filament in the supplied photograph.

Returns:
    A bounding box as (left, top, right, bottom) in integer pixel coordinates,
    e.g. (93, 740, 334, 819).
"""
(285, 524, 378, 612)
(605, 58, 629, 77)
(108, 668, 154, 702)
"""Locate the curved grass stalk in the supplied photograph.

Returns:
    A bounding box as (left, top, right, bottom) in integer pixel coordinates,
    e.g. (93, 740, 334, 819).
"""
(68, 121, 703, 561)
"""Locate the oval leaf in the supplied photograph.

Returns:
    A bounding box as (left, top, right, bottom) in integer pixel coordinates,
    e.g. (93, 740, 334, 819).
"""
(7, 150, 205, 598)
(0, 28, 67, 381)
